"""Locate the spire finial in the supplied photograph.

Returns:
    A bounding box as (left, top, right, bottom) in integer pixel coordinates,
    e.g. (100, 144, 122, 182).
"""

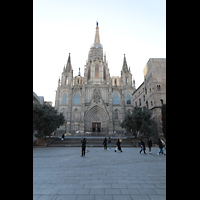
(94, 21, 100, 44)
(78, 67, 81, 76)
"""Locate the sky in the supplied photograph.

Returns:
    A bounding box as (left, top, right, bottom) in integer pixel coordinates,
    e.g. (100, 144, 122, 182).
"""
(33, 0, 166, 106)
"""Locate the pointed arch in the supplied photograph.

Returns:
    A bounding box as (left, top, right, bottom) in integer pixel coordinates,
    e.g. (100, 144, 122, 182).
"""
(85, 105, 109, 122)
(114, 109, 119, 120)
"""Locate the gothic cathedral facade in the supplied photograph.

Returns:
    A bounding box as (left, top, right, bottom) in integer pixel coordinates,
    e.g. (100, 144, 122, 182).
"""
(55, 23, 136, 134)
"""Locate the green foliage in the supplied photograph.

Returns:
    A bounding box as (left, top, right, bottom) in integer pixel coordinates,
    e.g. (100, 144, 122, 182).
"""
(33, 102, 65, 138)
(161, 104, 166, 138)
(121, 106, 157, 138)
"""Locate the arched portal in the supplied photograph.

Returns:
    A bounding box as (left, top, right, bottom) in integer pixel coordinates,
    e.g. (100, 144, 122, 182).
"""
(85, 105, 109, 132)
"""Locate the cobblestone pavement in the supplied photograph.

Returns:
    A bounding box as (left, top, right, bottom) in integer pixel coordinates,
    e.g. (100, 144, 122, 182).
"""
(33, 147, 166, 200)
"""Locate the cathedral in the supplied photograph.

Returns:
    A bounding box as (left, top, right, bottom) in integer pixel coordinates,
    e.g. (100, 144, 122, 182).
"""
(55, 22, 166, 137)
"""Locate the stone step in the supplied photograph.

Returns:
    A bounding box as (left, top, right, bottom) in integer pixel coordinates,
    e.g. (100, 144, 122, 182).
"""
(47, 138, 137, 147)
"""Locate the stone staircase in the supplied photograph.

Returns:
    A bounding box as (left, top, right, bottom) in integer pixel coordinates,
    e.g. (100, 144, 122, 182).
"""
(47, 137, 137, 147)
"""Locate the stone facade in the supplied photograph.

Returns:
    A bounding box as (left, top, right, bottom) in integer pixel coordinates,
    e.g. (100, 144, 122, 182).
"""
(55, 23, 166, 137)
(133, 58, 166, 136)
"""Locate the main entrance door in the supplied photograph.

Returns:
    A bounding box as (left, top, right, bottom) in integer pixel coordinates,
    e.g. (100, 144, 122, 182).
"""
(92, 122, 101, 132)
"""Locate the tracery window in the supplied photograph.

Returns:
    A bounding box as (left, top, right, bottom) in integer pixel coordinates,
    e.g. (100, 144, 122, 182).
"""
(62, 93, 67, 104)
(74, 92, 80, 105)
(113, 92, 119, 105)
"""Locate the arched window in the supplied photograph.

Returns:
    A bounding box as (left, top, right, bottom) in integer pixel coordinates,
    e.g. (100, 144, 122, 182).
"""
(113, 92, 119, 104)
(126, 93, 131, 104)
(62, 93, 67, 104)
(114, 110, 118, 120)
(95, 64, 99, 78)
(74, 92, 80, 105)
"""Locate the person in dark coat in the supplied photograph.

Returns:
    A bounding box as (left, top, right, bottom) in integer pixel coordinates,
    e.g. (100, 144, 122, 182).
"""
(61, 134, 64, 141)
(148, 138, 153, 154)
(115, 139, 122, 152)
(139, 139, 146, 154)
(158, 138, 165, 155)
(103, 137, 107, 150)
(81, 138, 86, 156)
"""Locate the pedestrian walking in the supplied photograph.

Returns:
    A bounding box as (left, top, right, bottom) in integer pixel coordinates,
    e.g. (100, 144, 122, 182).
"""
(148, 138, 153, 154)
(108, 137, 111, 150)
(81, 138, 86, 157)
(103, 137, 107, 150)
(61, 134, 64, 141)
(158, 138, 165, 156)
(139, 139, 146, 154)
(115, 139, 122, 152)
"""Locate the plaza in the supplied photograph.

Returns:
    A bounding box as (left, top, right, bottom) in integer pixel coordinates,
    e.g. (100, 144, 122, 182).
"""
(33, 147, 166, 200)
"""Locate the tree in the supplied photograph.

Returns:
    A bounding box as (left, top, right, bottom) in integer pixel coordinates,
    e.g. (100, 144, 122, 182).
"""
(33, 102, 65, 138)
(121, 106, 157, 138)
(161, 104, 166, 138)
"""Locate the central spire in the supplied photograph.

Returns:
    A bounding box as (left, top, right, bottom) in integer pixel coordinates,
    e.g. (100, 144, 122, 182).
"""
(94, 21, 100, 44)
(88, 22, 103, 61)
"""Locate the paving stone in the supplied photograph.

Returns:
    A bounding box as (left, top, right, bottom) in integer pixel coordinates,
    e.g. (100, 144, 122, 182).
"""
(138, 189, 157, 194)
(55, 195, 77, 200)
(37, 194, 57, 200)
(105, 188, 121, 194)
(33, 147, 166, 199)
(95, 194, 113, 200)
(113, 194, 132, 200)
(120, 188, 140, 194)
(148, 194, 166, 200)
(130, 195, 150, 200)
